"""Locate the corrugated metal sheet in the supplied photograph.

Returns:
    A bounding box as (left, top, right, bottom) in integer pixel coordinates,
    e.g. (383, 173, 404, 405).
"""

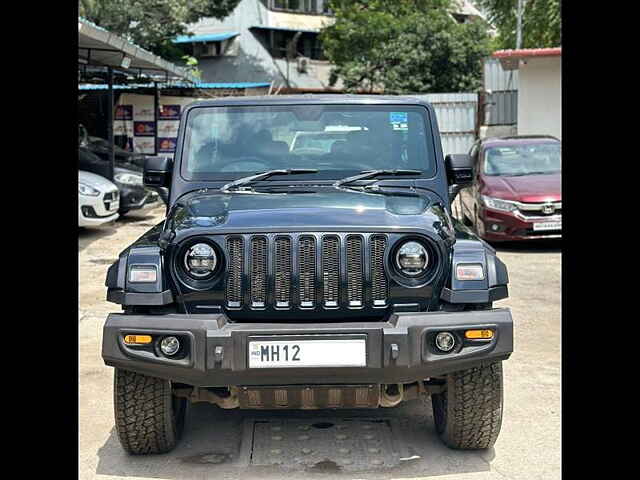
(173, 32, 239, 43)
(484, 58, 518, 92)
(485, 90, 517, 126)
(412, 93, 477, 156)
(78, 82, 270, 90)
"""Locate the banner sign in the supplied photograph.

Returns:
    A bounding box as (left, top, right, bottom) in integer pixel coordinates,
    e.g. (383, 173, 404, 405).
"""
(158, 137, 177, 153)
(133, 137, 155, 154)
(134, 121, 155, 137)
(115, 105, 132, 120)
(133, 105, 154, 121)
(159, 104, 181, 120)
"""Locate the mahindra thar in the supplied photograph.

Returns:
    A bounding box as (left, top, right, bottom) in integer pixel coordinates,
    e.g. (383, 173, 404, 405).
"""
(102, 96, 513, 455)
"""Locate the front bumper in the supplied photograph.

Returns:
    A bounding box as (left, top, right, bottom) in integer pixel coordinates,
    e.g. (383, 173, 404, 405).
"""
(102, 309, 513, 387)
(78, 190, 119, 227)
(118, 187, 160, 212)
(479, 207, 562, 241)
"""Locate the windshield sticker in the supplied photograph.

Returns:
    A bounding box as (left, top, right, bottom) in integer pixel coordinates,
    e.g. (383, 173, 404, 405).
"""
(390, 112, 408, 131)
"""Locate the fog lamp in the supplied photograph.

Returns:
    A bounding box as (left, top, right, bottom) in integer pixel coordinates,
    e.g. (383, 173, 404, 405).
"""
(160, 336, 180, 356)
(435, 332, 455, 352)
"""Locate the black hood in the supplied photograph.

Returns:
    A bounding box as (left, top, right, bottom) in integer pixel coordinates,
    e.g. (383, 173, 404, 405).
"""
(166, 186, 455, 244)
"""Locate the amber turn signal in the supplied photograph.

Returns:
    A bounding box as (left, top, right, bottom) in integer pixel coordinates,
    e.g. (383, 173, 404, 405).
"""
(465, 329, 494, 339)
(123, 334, 152, 345)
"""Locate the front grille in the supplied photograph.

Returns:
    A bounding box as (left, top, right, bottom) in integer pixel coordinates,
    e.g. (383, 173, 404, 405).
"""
(346, 236, 364, 307)
(371, 236, 388, 306)
(321, 236, 340, 307)
(274, 237, 292, 307)
(104, 191, 118, 201)
(250, 237, 267, 307)
(226, 238, 244, 307)
(298, 237, 316, 307)
(225, 233, 389, 310)
(518, 208, 562, 218)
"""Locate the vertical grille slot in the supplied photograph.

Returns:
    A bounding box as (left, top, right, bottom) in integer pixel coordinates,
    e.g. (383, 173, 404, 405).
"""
(370, 235, 388, 306)
(274, 237, 292, 308)
(298, 237, 316, 307)
(226, 237, 244, 307)
(322, 236, 340, 307)
(250, 237, 267, 308)
(346, 236, 364, 307)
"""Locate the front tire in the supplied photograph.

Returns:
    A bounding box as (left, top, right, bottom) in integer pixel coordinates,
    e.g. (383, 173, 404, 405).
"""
(431, 361, 503, 449)
(113, 369, 186, 455)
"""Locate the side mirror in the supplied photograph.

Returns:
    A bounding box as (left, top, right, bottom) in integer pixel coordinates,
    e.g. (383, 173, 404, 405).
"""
(143, 156, 173, 188)
(445, 153, 474, 203)
(445, 154, 474, 187)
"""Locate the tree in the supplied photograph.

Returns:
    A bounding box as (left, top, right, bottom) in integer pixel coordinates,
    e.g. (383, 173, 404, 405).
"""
(79, 0, 240, 61)
(320, 0, 492, 94)
(475, 0, 561, 49)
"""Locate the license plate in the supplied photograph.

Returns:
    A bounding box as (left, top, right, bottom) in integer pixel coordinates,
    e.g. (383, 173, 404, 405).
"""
(533, 221, 561, 231)
(249, 339, 366, 368)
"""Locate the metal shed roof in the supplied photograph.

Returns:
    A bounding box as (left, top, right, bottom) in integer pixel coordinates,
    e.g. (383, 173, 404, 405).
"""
(493, 48, 562, 70)
(78, 17, 198, 83)
(249, 25, 320, 34)
(173, 32, 240, 43)
(78, 82, 270, 91)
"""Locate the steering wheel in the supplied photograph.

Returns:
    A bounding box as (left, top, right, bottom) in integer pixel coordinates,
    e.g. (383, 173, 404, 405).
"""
(217, 156, 271, 173)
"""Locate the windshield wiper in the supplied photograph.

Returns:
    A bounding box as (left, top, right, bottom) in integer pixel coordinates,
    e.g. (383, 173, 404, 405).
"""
(221, 169, 318, 192)
(334, 169, 422, 188)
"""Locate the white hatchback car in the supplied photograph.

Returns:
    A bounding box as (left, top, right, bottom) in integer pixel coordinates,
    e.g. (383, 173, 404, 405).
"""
(79, 170, 120, 227)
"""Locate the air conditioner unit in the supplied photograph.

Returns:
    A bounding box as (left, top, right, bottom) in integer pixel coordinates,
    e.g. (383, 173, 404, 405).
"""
(297, 56, 310, 73)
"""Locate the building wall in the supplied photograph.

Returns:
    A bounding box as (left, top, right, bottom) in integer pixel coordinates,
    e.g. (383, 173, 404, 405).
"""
(517, 56, 561, 139)
(185, 0, 338, 91)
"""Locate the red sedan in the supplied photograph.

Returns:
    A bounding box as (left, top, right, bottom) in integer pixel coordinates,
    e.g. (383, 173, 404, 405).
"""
(458, 135, 561, 242)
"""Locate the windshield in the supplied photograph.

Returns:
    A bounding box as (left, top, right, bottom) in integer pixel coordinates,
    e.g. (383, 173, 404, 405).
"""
(483, 142, 561, 176)
(181, 105, 436, 181)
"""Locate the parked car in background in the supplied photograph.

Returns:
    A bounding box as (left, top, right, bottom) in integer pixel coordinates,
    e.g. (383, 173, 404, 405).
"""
(458, 135, 561, 242)
(79, 123, 147, 168)
(86, 135, 147, 169)
(78, 170, 119, 227)
(78, 146, 161, 215)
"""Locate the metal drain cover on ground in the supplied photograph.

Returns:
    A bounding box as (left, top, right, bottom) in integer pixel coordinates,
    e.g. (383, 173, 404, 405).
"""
(249, 417, 404, 470)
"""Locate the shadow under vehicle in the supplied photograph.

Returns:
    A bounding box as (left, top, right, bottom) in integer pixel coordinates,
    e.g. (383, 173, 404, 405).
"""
(101, 96, 513, 455)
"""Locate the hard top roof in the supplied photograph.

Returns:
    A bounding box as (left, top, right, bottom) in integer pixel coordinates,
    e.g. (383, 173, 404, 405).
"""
(183, 94, 434, 109)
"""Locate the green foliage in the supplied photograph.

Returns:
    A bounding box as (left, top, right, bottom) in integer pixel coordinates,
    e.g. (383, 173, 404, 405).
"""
(320, 0, 492, 94)
(475, 0, 561, 49)
(181, 55, 202, 80)
(79, 0, 240, 61)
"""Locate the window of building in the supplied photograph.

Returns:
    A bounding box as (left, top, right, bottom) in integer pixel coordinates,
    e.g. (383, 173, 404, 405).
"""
(272, 0, 319, 13)
(261, 29, 324, 60)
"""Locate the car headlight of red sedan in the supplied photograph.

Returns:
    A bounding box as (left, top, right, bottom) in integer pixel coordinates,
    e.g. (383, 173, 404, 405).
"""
(481, 195, 518, 212)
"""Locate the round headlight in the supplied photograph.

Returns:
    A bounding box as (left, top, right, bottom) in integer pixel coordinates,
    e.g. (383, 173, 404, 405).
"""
(396, 241, 429, 276)
(184, 243, 217, 278)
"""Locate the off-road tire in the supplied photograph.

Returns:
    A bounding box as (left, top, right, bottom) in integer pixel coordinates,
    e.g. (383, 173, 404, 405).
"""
(431, 361, 503, 450)
(114, 369, 186, 455)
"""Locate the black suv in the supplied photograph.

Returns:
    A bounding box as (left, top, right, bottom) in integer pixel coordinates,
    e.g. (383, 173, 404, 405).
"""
(102, 96, 513, 454)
